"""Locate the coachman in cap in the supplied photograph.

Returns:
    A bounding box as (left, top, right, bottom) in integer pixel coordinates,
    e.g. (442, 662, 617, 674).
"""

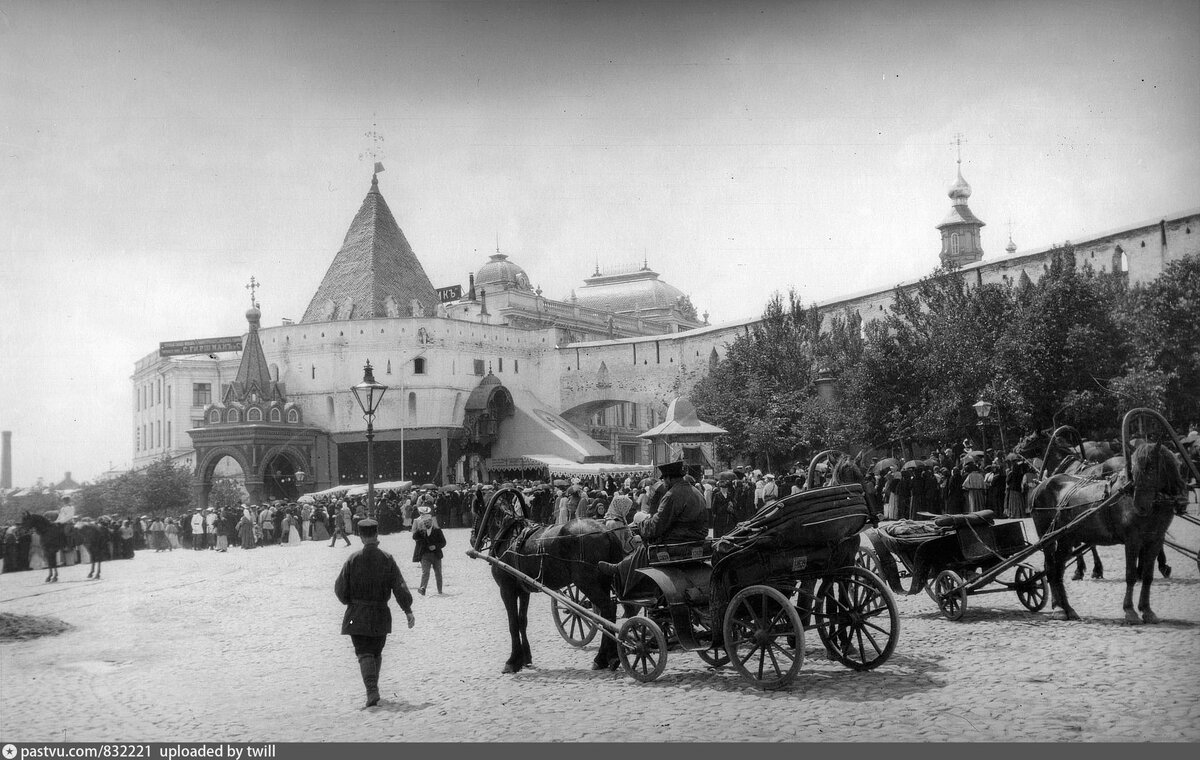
(334, 519, 416, 707)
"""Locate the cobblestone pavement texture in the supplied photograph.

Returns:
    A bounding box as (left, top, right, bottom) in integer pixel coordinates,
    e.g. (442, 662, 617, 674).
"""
(1, 514, 1198, 743)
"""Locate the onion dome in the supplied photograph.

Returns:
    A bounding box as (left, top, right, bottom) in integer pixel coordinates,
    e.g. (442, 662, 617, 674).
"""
(475, 252, 533, 292)
(948, 168, 972, 204)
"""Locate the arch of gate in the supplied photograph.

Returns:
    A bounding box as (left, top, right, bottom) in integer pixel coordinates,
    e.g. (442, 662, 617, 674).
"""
(193, 446, 252, 509)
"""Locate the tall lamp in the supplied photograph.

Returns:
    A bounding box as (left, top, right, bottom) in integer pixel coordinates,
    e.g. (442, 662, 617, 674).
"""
(972, 399, 993, 453)
(352, 361, 388, 519)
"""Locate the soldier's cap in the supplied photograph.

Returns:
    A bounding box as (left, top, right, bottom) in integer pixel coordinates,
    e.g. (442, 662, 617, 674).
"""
(658, 460, 685, 478)
(358, 519, 378, 528)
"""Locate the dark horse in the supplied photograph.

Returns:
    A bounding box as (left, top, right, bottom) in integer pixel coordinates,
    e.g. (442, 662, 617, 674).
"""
(1016, 427, 1172, 580)
(1029, 419, 1189, 623)
(20, 512, 107, 582)
(471, 486, 626, 673)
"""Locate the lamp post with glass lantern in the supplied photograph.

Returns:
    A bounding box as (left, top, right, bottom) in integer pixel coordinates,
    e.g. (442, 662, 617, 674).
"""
(972, 399, 1005, 454)
(351, 361, 388, 520)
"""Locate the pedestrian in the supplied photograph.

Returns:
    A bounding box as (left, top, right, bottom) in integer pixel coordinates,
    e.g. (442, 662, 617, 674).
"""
(260, 505, 276, 546)
(329, 501, 353, 547)
(204, 508, 218, 550)
(962, 461, 987, 513)
(165, 518, 179, 551)
(237, 511, 256, 549)
(410, 506, 446, 595)
(284, 509, 302, 546)
(333, 519, 416, 708)
(761, 474, 779, 506)
(711, 473, 737, 538)
(1005, 459, 1029, 519)
(214, 512, 229, 552)
(150, 516, 167, 552)
(190, 510, 205, 550)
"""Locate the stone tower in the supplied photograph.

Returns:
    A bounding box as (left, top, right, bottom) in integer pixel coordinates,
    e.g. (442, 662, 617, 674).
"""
(937, 142, 985, 267)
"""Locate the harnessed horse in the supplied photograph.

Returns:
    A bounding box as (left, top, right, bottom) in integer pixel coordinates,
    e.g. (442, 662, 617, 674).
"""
(20, 512, 107, 582)
(471, 487, 626, 673)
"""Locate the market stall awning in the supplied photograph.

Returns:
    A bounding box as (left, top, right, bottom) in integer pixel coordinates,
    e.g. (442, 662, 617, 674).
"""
(638, 397, 726, 442)
(487, 389, 613, 464)
(344, 480, 413, 497)
(487, 454, 655, 478)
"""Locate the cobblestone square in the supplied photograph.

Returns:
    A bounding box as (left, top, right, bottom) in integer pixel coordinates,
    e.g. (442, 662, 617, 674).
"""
(2, 518, 1198, 743)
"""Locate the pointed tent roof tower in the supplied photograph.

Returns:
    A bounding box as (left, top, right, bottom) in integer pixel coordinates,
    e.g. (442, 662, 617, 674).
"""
(302, 172, 439, 322)
(224, 303, 286, 405)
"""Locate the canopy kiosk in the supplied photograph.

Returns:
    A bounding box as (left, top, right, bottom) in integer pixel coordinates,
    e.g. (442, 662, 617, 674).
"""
(638, 397, 727, 477)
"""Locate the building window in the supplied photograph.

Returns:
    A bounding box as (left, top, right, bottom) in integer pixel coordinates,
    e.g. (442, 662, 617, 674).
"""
(193, 383, 212, 406)
(414, 357, 426, 375)
(408, 391, 417, 417)
(155, 421, 160, 448)
(287, 408, 299, 423)
(498, 358, 504, 372)
(227, 409, 240, 423)
(136, 428, 140, 451)
(192, 418, 203, 430)
(208, 409, 221, 424)
(167, 385, 171, 409)
(247, 407, 263, 422)
(156, 379, 161, 405)
(166, 421, 171, 448)
(270, 407, 282, 422)
(473, 359, 485, 376)
(950, 233, 960, 256)
(514, 359, 519, 374)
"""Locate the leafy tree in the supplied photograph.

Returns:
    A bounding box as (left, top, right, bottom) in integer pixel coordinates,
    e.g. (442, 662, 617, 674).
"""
(209, 477, 247, 510)
(142, 458, 194, 515)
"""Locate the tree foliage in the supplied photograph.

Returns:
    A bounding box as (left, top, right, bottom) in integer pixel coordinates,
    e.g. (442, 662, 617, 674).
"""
(692, 252, 1198, 463)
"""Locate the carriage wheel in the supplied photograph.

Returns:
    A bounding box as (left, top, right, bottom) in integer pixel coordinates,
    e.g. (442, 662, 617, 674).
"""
(617, 616, 668, 683)
(934, 570, 968, 621)
(551, 584, 600, 647)
(723, 585, 804, 690)
(689, 608, 731, 668)
(814, 567, 900, 671)
(1014, 563, 1049, 612)
(855, 546, 882, 577)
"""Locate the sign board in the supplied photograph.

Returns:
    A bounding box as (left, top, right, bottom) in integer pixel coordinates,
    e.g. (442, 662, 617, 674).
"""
(159, 336, 244, 357)
(436, 285, 463, 303)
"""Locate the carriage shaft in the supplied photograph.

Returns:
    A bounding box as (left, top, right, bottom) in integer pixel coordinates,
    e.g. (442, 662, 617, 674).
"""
(465, 549, 620, 636)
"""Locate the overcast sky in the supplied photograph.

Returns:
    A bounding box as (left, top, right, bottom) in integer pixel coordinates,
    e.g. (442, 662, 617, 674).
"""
(2, 0, 1198, 485)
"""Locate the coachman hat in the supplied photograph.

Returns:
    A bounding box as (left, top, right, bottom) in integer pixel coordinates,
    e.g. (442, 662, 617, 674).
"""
(658, 460, 685, 479)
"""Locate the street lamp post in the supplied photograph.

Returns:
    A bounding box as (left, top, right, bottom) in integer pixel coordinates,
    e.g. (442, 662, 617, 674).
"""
(973, 399, 993, 453)
(351, 361, 388, 520)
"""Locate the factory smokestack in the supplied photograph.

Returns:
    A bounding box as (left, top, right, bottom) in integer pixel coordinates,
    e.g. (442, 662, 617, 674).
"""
(1, 431, 11, 489)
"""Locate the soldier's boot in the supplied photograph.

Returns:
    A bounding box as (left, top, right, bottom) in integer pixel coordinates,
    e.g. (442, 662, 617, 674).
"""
(358, 654, 380, 707)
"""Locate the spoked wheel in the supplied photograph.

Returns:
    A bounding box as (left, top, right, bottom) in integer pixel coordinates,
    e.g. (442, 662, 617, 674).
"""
(1014, 563, 1049, 612)
(855, 546, 882, 577)
(617, 616, 668, 683)
(814, 567, 900, 671)
(551, 584, 599, 647)
(723, 585, 804, 690)
(689, 608, 730, 668)
(934, 569, 968, 621)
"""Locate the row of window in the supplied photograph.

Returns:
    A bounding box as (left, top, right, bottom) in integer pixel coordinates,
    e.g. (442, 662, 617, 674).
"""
(306, 356, 519, 381)
(136, 420, 171, 453)
(136, 378, 172, 411)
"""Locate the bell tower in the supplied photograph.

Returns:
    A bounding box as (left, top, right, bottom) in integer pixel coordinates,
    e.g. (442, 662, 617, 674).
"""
(937, 134, 985, 267)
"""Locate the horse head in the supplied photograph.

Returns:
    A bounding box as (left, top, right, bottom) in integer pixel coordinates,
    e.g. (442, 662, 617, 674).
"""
(1130, 442, 1188, 506)
(470, 486, 530, 553)
(829, 453, 864, 486)
(1014, 430, 1047, 460)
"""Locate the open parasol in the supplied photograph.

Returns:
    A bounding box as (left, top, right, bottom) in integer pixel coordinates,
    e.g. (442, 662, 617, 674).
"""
(872, 458, 900, 474)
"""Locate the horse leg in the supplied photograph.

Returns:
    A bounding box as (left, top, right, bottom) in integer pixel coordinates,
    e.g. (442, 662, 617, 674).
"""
(1156, 548, 1171, 579)
(1122, 542, 1142, 624)
(1071, 550, 1085, 581)
(1091, 547, 1104, 579)
(1045, 543, 1078, 620)
(1138, 541, 1162, 624)
(518, 590, 533, 668)
(499, 580, 526, 674)
(593, 593, 620, 670)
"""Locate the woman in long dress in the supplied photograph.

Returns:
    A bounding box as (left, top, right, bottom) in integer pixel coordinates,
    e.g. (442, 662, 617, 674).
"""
(236, 513, 255, 549)
(214, 515, 229, 552)
(166, 519, 180, 550)
(961, 462, 987, 513)
(284, 511, 301, 547)
(311, 508, 330, 541)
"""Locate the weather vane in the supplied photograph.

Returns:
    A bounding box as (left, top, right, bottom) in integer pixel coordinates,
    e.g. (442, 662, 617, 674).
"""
(246, 276, 260, 308)
(360, 116, 385, 175)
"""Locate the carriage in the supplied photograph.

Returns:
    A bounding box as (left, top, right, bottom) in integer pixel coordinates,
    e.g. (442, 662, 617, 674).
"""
(861, 509, 1050, 620)
(470, 482, 900, 690)
(861, 407, 1200, 621)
